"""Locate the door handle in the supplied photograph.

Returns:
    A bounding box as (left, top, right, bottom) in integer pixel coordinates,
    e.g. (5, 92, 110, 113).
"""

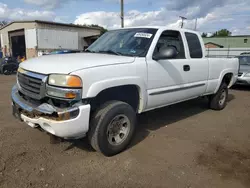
(183, 65, 190, 71)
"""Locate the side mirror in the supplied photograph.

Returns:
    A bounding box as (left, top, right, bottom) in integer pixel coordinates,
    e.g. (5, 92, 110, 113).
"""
(153, 46, 178, 60)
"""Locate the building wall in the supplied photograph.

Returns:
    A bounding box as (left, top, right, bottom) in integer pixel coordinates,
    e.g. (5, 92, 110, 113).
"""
(0, 22, 37, 57)
(37, 29, 78, 50)
(26, 48, 38, 59)
(25, 29, 38, 59)
(36, 23, 101, 50)
(203, 36, 250, 48)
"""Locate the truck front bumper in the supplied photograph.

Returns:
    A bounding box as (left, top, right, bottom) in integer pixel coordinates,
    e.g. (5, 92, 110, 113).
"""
(11, 85, 90, 139)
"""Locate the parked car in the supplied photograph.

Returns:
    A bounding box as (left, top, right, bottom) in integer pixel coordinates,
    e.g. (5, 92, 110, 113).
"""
(235, 53, 250, 85)
(11, 27, 239, 156)
(0, 56, 19, 75)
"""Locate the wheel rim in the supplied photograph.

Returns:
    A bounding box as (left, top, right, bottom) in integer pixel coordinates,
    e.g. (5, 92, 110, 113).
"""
(107, 114, 131, 146)
(219, 89, 226, 106)
(3, 69, 8, 74)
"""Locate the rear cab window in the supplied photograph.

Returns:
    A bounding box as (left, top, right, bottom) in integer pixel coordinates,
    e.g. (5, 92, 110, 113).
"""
(185, 32, 203, 58)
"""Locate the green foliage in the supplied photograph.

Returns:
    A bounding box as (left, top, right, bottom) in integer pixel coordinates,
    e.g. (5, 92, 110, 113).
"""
(201, 32, 208, 37)
(76, 23, 108, 35)
(212, 29, 232, 37)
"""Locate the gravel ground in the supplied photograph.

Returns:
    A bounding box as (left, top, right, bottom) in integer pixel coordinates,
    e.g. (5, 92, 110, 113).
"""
(0, 75, 250, 188)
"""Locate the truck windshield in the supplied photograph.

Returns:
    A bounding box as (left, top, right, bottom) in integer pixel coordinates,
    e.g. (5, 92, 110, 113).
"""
(239, 56, 250, 65)
(87, 28, 158, 57)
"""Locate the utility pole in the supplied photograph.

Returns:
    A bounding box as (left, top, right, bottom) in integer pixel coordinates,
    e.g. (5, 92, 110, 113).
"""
(179, 16, 187, 28)
(121, 0, 124, 28)
(194, 18, 198, 31)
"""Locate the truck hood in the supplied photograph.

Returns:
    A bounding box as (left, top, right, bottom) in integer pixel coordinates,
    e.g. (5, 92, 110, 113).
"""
(20, 53, 135, 74)
(239, 64, 250, 73)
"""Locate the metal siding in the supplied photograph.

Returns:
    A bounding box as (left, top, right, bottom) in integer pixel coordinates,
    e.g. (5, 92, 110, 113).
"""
(25, 29, 37, 48)
(37, 29, 78, 50)
(203, 37, 250, 48)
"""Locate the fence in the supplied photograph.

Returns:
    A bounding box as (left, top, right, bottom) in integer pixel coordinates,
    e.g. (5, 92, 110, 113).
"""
(206, 48, 250, 58)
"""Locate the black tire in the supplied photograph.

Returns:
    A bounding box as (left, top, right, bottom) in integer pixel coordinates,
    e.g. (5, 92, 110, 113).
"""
(88, 101, 136, 156)
(209, 82, 228, 110)
(3, 68, 9, 75)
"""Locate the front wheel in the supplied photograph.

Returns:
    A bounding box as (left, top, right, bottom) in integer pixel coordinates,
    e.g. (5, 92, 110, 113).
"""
(3, 68, 9, 75)
(88, 101, 136, 156)
(209, 82, 228, 110)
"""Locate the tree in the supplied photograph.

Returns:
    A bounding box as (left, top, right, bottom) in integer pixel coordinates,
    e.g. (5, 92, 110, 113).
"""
(89, 24, 108, 35)
(76, 23, 108, 35)
(212, 29, 232, 37)
(0, 20, 8, 28)
(201, 32, 208, 37)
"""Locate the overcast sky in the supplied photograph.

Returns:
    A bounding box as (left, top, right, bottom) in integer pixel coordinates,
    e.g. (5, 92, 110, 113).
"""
(0, 0, 250, 35)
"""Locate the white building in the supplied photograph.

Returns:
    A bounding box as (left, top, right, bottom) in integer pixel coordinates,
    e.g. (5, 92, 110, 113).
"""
(0, 20, 101, 59)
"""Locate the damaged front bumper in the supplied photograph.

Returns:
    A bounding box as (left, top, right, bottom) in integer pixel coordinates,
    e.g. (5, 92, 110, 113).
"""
(11, 84, 90, 139)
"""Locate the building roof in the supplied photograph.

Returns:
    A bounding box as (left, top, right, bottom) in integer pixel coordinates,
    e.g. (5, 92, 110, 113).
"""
(205, 35, 250, 38)
(0, 20, 102, 31)
(205, 42, 224, 48)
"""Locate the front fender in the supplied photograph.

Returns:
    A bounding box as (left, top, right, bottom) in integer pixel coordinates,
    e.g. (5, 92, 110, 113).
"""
(86, 77, 147, 113)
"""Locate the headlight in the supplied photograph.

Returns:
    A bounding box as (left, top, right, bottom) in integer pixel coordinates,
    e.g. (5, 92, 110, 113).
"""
(47, 74, 82, 100)
(244, 73, 250, 77)
(48, 74, 82, 88)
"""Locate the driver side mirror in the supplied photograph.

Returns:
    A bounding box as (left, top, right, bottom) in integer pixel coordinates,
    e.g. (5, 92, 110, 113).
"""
(153, 46, 178, 60)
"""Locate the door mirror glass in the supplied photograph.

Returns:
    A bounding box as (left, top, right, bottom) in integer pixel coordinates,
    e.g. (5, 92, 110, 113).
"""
(153, 46, 178, 60)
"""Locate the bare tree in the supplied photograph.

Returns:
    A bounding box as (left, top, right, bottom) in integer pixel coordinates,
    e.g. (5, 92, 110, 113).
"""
(0, 20, 8, 28)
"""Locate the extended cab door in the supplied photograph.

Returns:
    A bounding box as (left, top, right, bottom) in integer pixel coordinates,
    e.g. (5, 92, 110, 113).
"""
(181, 32, 209, 97)
(145, 30, 208, 111)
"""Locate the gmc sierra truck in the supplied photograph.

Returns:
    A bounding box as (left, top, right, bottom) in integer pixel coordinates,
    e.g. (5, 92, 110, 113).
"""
(12, 27, 239, 156)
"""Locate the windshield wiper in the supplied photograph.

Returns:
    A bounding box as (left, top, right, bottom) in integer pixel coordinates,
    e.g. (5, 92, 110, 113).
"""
(98, 50, 122, 56)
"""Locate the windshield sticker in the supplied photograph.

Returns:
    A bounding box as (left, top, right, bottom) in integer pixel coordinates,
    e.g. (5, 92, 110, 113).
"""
(134, 33, 152, 38)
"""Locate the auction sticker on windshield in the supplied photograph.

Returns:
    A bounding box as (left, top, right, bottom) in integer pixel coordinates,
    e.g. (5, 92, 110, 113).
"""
(134, 33, 153, 38)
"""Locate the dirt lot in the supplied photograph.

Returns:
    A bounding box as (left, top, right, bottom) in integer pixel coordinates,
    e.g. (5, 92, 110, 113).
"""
(0, 75, 250, 188)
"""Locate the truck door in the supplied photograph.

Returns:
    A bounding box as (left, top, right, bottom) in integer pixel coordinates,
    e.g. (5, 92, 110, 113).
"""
(146, 30, 191, 110)
(181, 32, 209, 97)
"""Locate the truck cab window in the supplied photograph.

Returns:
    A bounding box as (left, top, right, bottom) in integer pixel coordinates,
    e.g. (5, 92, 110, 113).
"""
(185, 32, 203, 58)
(154, 30, 185, 59)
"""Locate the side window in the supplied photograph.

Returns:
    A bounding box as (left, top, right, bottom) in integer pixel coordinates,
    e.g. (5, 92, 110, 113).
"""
(154, 30, 185, 59)
(185, 32, 203, 58)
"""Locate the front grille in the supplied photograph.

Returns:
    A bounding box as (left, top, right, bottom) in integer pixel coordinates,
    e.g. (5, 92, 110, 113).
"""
(238, 72, 243, 77)
(17, 72, 46, 100)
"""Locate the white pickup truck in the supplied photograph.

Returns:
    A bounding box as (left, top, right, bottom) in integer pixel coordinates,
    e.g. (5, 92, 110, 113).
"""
(12, 27, 239, 156)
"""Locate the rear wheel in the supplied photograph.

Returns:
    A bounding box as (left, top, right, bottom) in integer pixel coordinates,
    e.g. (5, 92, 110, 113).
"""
(209, 82, 228, 110)
(88, 101, 136, 156)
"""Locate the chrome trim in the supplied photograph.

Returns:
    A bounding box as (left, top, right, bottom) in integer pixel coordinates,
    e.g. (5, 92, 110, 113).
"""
(149, 83, 206, 96)
(46, 85, 82, 100)
(17, 70, 48, 100)
(11, 84, 80, 119)
(18, 68, 47, 80)
(12, 85, 33, 112)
